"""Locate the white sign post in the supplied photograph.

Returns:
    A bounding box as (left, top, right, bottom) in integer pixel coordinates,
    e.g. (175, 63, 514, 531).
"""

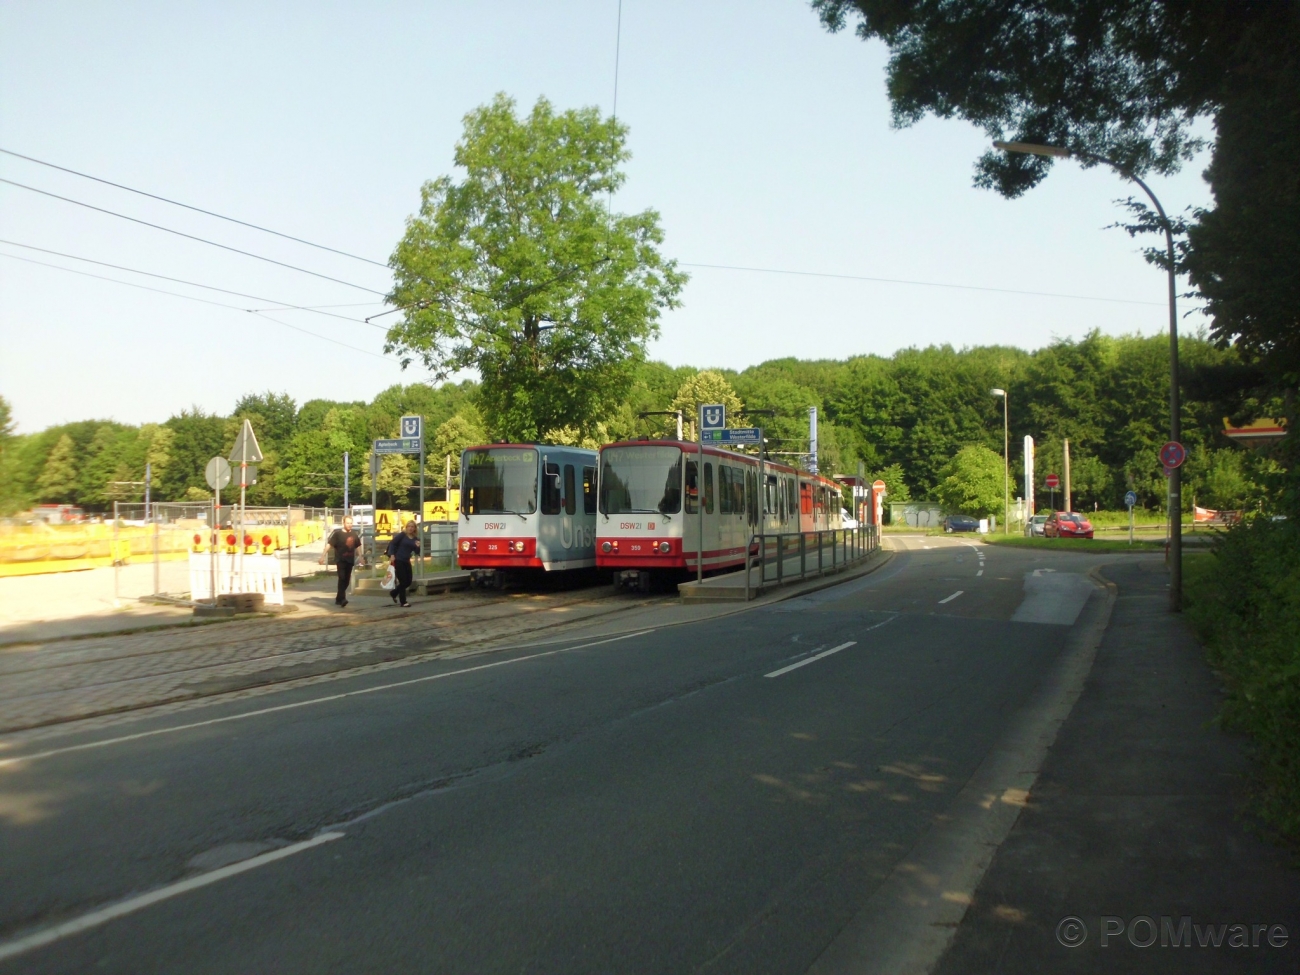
(697, 405, 725, 583)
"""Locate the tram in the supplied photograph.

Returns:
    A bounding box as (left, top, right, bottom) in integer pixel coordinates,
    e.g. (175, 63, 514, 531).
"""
(457, 443, 598, 587)
(595, 438, 844, 590)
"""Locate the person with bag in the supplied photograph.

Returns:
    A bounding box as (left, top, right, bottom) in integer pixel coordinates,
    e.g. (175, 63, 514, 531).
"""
(320, 515, 363, 608)
(386, 519, 421, 607)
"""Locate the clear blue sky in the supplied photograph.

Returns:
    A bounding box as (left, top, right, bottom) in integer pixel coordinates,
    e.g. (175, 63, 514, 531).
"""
(0, 1, 1213, 434)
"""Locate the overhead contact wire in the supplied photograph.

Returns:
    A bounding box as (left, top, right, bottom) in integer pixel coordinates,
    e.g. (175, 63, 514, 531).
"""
(0, 146, 389, 267)
(0, 178, 388, 296)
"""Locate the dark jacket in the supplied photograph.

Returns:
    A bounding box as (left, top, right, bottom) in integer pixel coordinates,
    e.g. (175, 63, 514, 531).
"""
(386, 532, 421, 563)
(328, 528, 363, 565)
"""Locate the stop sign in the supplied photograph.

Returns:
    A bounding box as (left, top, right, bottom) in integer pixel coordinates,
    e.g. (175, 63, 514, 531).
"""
(1045, 473, 1060, 489)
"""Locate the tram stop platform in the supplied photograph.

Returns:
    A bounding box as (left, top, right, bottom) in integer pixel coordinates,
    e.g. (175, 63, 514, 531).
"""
(678, 545, 888, 603)
(352, 567, 471, 596)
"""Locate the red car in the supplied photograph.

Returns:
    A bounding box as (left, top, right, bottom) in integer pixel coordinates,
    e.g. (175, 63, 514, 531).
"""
(1044, 511, 1094, 539)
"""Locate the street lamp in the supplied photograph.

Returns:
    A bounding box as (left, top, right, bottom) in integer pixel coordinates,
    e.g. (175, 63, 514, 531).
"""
(991, 388, 1009, 534)
(994, 140, 1182, 611)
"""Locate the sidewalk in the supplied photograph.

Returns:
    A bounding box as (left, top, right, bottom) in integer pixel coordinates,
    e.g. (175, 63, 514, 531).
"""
(934, 557, 1299, 973)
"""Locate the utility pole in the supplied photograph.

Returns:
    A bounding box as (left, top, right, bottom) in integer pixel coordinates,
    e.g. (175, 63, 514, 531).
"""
(995, 139, 1182, 609)
(1064, 439, 1072, 514)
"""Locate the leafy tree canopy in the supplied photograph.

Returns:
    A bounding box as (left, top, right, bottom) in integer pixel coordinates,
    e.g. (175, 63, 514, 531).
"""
(935, 444, 1005, 518)
(386, 94, 687, 442)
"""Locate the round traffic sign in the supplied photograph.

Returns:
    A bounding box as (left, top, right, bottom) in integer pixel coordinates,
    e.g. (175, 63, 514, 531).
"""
(1045, 473, 1060, 489)
(204, 456, 232, 491)
(872, 479, 887, 490)
(1159, 441, 1186, 469)
(1124, 490, 1137, 507)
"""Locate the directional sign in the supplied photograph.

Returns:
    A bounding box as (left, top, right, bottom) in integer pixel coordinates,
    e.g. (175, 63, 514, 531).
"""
(700, 404, 725, 434)
(204, 456, 231, 491)
(1159, 440, 1186, 469)
(374, 438, 422, 455)
(703, 427, 760, 444)
(1124, 490, 1138, 508)
(1045, 473, 1060, 489)
(400, 415, 423, 440)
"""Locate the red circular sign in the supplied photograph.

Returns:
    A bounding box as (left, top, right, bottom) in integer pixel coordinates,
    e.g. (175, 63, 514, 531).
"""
(1160, 441, 1186, 469)
(872, 480, 887, 490)
(1045, 473, 1060, 489)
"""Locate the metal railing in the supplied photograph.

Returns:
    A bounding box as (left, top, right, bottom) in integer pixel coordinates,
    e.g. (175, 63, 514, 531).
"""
(743, 525, 881, 600)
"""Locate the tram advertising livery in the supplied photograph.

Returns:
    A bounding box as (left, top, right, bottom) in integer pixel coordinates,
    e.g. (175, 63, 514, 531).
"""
(457, 444, 598, 587)
(596, 439, 843, 591)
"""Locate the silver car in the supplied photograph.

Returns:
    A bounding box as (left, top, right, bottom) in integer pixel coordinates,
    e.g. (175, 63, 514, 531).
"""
(1025, 514, 1048, 537)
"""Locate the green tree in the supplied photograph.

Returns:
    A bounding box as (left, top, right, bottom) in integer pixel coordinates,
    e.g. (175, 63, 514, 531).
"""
(0, 395, 19, 513)
(936, 445, 1005, 518)
(162, 409, 229, 501)
(386, 94, 687, 442)
(37, 434, 78, 503)
(670, 370, 744, 439)
(870, 463, 911, 504)
(432, 410, 487, 485)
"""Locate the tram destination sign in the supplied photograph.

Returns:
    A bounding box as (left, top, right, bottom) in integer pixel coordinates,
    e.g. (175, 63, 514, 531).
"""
(374, 437, 422, 455)
(703, 427, 761, 445)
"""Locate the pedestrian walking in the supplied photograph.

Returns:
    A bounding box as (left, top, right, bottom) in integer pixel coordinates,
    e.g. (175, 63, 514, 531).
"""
(321, 515, 363, 607)
(386, 519, 421, 607)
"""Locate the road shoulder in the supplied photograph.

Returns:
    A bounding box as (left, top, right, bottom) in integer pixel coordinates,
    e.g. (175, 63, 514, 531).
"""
(932, 557, 1300, 974)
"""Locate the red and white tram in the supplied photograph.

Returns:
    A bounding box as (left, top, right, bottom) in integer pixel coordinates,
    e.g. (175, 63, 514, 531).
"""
(458, 444, 598, 587)
(595, 439, 844, 589)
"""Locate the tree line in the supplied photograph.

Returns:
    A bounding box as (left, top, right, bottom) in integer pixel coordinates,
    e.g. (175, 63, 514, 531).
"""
(0, 330, 1279, 517)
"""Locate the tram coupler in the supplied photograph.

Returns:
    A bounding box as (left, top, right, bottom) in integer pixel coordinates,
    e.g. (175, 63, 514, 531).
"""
(613, 569, 652, 593)
(469, 568, 507, 589)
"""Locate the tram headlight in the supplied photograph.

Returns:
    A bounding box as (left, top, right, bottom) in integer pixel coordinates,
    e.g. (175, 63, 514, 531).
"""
(658, 541, 671, 554)
(460, 539, 470, 553)
(601, 541, 612, 553)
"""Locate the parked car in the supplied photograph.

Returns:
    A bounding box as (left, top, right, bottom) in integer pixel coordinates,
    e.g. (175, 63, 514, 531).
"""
(1044, 511, 1094, 539)
(943, 514, 980, 533)
(1025, 514, 1048, 537)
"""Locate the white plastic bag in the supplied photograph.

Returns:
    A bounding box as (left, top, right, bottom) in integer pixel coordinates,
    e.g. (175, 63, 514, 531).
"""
(379, 564, 396, 590)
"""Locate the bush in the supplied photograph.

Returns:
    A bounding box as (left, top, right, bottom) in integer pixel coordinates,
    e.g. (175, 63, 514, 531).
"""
(1185, 517, 1300, 842)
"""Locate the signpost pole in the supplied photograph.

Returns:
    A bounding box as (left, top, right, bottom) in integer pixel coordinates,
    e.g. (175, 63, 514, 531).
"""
(697, 435, 704, 585)
(343, 451, 350, 515)
(113, 501, 120, 608)
(757, 427, 765, 587)
(1129, 500, 1135, 546)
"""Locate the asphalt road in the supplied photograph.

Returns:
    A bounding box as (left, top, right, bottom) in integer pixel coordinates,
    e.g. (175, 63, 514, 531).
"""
(0, 538, 1115, 973)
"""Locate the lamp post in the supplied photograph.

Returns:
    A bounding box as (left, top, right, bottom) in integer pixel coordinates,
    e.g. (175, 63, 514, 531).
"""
(994, 141, 1182, 611)
(991, 388, 1009, 533)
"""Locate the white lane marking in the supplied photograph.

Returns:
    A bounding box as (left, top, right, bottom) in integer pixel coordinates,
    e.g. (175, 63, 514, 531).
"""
(938, 591, 964, 604)
(977, 570, 984, 576)
(0, 831, 345, 963)
(766, 642, 856, 678)
(0, 630, 656, 769)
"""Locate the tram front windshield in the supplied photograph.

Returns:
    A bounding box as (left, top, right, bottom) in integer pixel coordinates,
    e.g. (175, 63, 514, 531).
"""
(600, 446, 682, 515)
(462, 448, 538, 514)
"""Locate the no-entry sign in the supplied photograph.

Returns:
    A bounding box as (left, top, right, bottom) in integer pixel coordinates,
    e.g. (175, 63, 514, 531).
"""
(1045, 473, 1060, 489)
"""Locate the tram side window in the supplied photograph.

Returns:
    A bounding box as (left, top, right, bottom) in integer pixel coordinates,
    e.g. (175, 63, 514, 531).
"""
(747, 470, 758, 525)
(717, 466, 731, 514)
(685, 459, 698, 514)
(542, 463, 562, 515)
(765, 474, 778, 517)
(703, 462, 715, 514)
(730, 467, 744, 515)
(563, 465, 576, 516)
(582, 466, 597, 514)
(801, 482, 812, 516)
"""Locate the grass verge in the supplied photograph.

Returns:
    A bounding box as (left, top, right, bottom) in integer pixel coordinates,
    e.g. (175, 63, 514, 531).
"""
(983, 535, 1166, 553)
(1184, 518, 1300, 844)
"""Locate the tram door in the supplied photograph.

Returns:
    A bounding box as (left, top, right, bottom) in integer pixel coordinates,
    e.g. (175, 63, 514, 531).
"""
(561, 463, 577, 551)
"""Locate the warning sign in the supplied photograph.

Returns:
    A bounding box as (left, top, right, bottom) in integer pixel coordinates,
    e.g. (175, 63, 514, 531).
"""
(375, 510, 395, 538)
